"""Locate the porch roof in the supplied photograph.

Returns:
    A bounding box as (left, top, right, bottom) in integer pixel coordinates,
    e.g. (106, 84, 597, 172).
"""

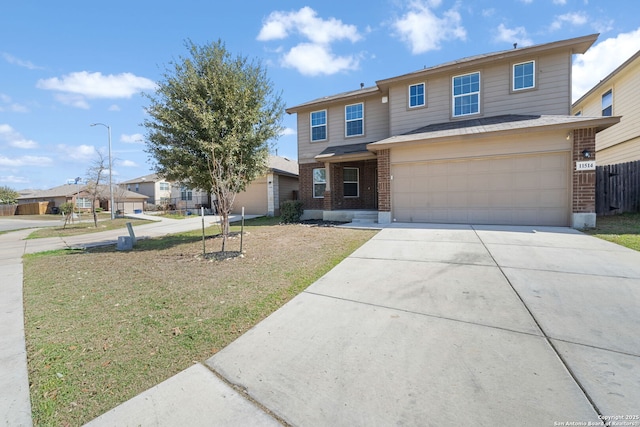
(314, 142, 377, 163)
(367, 114, 620, 151)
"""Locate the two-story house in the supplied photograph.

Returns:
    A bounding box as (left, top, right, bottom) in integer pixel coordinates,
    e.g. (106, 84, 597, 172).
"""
(572, 49, 640, 165)
(286, 34, 619, 228)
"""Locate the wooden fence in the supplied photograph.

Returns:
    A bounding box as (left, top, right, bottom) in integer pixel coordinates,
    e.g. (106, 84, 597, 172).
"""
(0, 204, 17, 216)
(596, 160, 640, 215)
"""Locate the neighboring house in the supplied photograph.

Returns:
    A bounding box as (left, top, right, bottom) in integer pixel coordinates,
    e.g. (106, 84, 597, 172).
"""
(286, 34, 619, 228)
(120, 174, 173, 207)
(17, 184, 147, 214)
(572, 49, 640, 165)
(232, 155, 299, 216)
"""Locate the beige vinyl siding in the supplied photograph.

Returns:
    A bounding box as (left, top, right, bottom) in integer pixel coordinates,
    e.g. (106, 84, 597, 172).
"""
(297, 94, 390, 163)
(278, 175, 299, 202)
(389, 52, 572, 135)
(572, 55, 640, 165)
(597, 136, 640, 165)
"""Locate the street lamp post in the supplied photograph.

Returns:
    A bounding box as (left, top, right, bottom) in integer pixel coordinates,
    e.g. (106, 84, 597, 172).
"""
(90, 123, 115, 220)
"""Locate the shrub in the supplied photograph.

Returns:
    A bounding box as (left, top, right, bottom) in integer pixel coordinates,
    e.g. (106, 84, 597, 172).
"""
(280, 200, 303, 223)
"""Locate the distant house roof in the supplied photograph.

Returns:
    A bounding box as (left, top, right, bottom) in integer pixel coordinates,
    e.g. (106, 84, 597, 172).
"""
(368, 114, 620, 151)
(268, 155, 299, 177)
(120, 173, 162, 185)
(17, 184, 148, 200)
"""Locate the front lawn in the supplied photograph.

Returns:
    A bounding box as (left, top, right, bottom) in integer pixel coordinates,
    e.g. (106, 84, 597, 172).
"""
(23, 218, 377, 426)
(584, 212, 640, 251)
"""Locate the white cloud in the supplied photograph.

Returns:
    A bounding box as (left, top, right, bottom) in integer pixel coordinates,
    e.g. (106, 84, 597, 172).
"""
(0, 175, 29, 184)
(37, 71, 157, 108)
(494, 23, 533, 47)
(0, 124, 38, 149)
(1, 52, 41, 70)
(573, 28, 640, 102)
(57, 144, 97, 161)
(0, 94, 29, 113)
(482, 8, 496, 18)
(392, 0, 466, 54)
(120, 133, 144, 144)
(257, 7, 361, 44)
(119, 159, 138, 167)
(257, 7, 363, 76)
(280, 127, 296, 136)
(550, 11, 588, 31)
(108, 104, 121, 111)
(553, 0, 567, 4)
(0, 155, 52, 167)
(282, 43, 360, 76)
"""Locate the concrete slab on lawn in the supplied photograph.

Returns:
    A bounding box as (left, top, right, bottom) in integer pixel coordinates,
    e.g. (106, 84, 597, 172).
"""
(84, 363, 280, 427)
(307, 257, 541, 335)
(207, 292, 601, 426)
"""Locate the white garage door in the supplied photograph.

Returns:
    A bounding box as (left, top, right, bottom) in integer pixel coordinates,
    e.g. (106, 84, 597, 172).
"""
(392, 152, 570, 226)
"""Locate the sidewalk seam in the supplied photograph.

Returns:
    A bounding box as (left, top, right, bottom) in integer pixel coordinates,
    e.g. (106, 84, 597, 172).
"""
(201, 363, 290, 426)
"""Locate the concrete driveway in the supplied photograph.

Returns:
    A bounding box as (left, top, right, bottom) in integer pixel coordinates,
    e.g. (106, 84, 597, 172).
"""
(88, 224, 640, 426)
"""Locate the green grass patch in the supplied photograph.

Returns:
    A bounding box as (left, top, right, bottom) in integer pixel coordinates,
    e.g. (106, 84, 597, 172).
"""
(24, 221, 377, 425)
(584, 212, 640, 251)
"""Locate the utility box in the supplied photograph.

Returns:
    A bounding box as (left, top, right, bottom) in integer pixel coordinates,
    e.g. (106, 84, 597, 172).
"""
(117, 236, 133, 251)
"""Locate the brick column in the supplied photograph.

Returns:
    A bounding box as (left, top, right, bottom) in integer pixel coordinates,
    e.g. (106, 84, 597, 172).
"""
(572, 128, 596, 228)
(377, 149, 391, 223)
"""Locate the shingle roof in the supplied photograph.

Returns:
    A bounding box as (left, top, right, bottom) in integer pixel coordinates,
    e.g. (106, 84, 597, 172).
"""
(119, 173, 162, 185)
(268, 155, 299, 176)
(368, 114, 620, 150)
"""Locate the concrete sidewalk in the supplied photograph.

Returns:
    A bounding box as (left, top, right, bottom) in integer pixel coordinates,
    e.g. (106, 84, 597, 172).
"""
(85, 223, 640, 426)
(0, 214, 255, 427)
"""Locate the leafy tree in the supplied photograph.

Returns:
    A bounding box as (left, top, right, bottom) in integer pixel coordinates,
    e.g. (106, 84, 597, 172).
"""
(143, 40, 284, 251)
(0, 185, 19, 204)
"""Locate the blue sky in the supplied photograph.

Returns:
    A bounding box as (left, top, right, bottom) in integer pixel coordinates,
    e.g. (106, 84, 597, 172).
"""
(1, 0, 639, 190)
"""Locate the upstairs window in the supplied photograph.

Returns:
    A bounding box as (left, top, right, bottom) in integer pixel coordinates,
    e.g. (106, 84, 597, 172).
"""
(343, 167, 359, 197)
(453, 72, 480, 117)
(159, 182, 170, 191)
(181, 187, 192, 201)
(513, 61, 535, 91)
(602, 89, 613, 116)
(313, 168, 326, 198)
(310, 110, 327, 141)
(345, 103, 364, 137)
(409, 83, 425, 108)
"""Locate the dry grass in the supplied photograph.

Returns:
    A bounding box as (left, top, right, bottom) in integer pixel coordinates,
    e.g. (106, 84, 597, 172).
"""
(23, 218, 377, 426)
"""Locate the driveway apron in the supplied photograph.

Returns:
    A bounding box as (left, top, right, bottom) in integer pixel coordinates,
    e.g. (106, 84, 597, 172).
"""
(205, 224, 640, 426)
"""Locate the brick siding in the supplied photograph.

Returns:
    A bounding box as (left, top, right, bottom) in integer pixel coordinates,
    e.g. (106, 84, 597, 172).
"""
(377, 149, 391, 212)
(572, 128, 596, 214)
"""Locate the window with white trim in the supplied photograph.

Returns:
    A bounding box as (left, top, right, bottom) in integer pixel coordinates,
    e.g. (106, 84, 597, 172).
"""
(159, 182, 170, 191)
(602, 89, 613, 116)
(313, 168, 326, 198)
(513, 61, 535, 91)
(181, 187, 192, 201)
(310, 110, 327, 142)
(452, 72, 480, 117)
(345, 103, 364, 137)
(77, 197, 92, 208)
(343, 167, 359, 197)
(409, 83, 425, 108)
